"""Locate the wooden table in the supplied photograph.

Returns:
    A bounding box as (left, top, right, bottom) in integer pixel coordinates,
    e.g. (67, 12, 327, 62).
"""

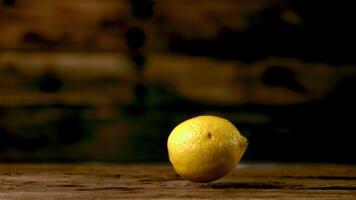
(0, 163, 355, 199)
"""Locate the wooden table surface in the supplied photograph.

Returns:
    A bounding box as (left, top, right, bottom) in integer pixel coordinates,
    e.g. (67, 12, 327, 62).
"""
(0, 163, 355, 199)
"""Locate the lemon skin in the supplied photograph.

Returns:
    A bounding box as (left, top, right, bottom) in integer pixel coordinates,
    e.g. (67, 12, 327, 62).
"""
(167, 115, 248, 183)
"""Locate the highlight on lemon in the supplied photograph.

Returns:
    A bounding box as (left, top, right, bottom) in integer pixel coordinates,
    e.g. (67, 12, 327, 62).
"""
(167, 115, 248, 183)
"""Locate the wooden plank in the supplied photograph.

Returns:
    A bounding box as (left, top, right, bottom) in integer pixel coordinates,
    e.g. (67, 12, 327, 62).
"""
(0, 0, 277, 51)
(1, 51, 355, 106)
(0, 163, 355, 199)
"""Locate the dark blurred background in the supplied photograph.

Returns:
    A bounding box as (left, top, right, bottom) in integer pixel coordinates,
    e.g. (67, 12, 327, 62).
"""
(0, 0, 355, 163)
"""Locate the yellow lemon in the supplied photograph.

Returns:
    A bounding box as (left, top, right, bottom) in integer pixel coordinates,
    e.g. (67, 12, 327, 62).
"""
(167, 115, 248, 183)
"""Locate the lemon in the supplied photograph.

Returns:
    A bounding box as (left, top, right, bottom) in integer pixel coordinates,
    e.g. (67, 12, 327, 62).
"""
(167, 115, 248, 183)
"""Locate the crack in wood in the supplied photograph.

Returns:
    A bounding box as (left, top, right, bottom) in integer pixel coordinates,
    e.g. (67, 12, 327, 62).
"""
(204, 182, 356, 191)
(280, 176, 356, 180)
(76, 187, 140, 191)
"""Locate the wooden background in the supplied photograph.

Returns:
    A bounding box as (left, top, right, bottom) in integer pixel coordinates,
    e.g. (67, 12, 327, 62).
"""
(0, 0, 356, 162)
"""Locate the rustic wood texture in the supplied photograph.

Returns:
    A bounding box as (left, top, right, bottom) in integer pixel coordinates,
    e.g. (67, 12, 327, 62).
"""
(1, 51, 355, 106)
(0, 0, 276, 51)
(0, 163, 355, 199)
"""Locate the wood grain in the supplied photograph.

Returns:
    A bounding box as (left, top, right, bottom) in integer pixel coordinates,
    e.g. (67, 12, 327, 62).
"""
(1, 51, 355, 106)
(0, 163, 355, 199)
(0, 0, 276, 51)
